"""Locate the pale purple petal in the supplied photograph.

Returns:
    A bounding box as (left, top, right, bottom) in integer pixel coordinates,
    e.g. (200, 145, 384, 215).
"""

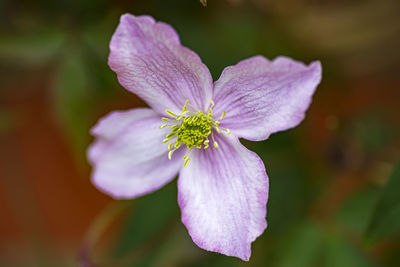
(109, 14, 213, 114)
(178, 134, 268, 261)
(213, 56, 322, 141)
(88, 108, 184, 199)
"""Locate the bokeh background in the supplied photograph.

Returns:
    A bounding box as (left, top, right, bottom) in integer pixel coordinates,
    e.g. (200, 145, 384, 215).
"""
(1, 0, 400, 266)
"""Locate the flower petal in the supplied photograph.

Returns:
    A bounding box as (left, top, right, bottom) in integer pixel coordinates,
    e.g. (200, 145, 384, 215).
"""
(88, 108, 184, 199)
(178, 134, 268, 261)
(213, 56, 322, 141)
(109, 14, 213, 114)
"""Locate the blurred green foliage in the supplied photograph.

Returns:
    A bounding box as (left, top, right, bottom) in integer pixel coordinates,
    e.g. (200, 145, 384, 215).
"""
(53, 48, 92, 160)
(1, 0, 399, 266)
(338, 185, 380, 234)
(367, 164, 400, 242)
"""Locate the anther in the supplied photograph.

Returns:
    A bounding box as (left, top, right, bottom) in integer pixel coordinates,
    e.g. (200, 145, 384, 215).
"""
(184, 158, 190, 167)
(168, 143, 174, 150)
(166, 133, 175, 139)
(165, 110, 177, 117)
(203, 139, 209, 149)
(168, 149, 178, 160)
(174, 142, 181, 148)
(210, 99, 215, 107)
(214, 141, 219, 148)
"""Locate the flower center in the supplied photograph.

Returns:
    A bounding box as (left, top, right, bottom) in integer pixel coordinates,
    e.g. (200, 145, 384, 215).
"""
(177, 114, 211, 149)
(160, 100, 230, 166)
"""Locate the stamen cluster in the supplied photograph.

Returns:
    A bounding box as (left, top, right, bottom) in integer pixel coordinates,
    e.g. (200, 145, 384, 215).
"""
(160, 100, 230, 166)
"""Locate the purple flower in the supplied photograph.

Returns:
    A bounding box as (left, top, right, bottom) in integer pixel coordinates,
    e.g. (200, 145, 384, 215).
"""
(88, 14, 322, 261)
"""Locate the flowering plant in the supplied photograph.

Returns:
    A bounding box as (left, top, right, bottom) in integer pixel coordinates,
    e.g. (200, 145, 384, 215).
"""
(88, 14, 321, 260)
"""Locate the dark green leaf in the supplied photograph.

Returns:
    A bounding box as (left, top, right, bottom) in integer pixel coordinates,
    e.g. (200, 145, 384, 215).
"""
(52, 48, 92, 161)
(276, 222, 324, 267)
(112, 182, 179, 265)
(323, 236, 373, 267)
(337, 185, 381, 234)
(366, 163, 400, 242)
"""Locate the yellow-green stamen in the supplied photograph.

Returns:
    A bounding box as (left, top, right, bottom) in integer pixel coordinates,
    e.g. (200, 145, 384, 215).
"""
(161, 99, 230, 166)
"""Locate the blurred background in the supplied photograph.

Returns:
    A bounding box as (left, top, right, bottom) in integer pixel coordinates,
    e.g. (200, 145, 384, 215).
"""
(1, 0, 399, 266)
